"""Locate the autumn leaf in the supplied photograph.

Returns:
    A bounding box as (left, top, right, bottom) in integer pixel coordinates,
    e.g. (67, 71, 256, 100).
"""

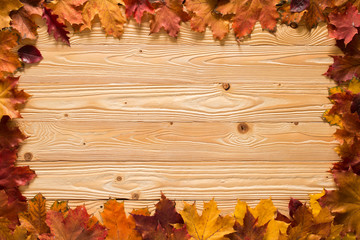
(325, 55, 360, 84)
(185, 0, 229, 40)
(290, 0, 310, 12)
(0, 116, 26, 150)
(149, 0, 190, 37)
(277, 2, 305, 27)
(45, 0, 87, 25)
(10, 0, 44, 40)
(216, 0, 279, 39)
(44, 205, 107, 240)
(328, 4, 360, 45)
(81, 0, 126, 38)
(180, 199, 234, 240)
(0, 76, 30, 119)
(0, 30, 22, 79)
(320, 171, 360, 237)
(100, 199, 144, 240)
(19, 193, 50, 238)
(0, 0, 23, 29)
(124, 0, 154, 24)
(132, 193, 188, 240)
(0, 190, 27, 227)
(18, 45, 43, 64)
(42, 7, 70, 45)
(50, 200, 69, 214)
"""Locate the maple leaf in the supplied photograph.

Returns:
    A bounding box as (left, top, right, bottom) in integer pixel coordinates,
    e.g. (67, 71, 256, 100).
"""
(0, 190, 27, 227)
(81, 0, 126, 39)
(19, 193, 50, 237)
(44, 205, 107, 240)
(42, 7, 70, 45)
(150, 0, 190, 37)
(180, 199, 234, 240)
(185, 0, 229, 40)
(216, 0, 279, 39)
(132, 193, 188, 240)
(0, 116, 26, 150)
(325, 55, 360, 84)
(45, 0, 87, 25)
(10, 0, 44, 40)
(225, 210, 267, 240)
(290, 0, 310, 12)
(123, 0, 154, 24)
(0, 76, 30, 119)
(0, 30, 22, 79)
(328, 4, 360, 45)
(50, 200, 69, 214)
(0, 0, 23, 29)
(320, 171, 360, 237)
(234, 199, 288, 240)
(100, 199, 144, 240)
(277, 2, 305, 27)
(18, 45, 43, 64)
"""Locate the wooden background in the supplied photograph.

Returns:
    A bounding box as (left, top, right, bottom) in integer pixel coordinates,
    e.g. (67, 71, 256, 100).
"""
(17, 20, 341, 217)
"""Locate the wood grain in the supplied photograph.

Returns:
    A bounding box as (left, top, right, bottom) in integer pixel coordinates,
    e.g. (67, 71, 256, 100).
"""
(17, 121, 338, 162)
(19, 45, 341, 85)
(19, 160, 334, 201)
(33, 21, 334, 46)
(19, 83, 333, 122)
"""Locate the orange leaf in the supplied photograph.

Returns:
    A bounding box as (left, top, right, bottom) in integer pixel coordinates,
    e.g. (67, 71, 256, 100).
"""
(46, 0, 87, 25)
(0, 31, 21, 78)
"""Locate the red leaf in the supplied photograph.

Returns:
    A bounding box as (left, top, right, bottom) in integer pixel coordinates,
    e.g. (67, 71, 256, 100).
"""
(44, 206, 107, 240)
(0, 190, 27, 227)
(325, 55, 360, 84)
(124, 0, 154, 23)
(289, 198, 303, 219)
(18, 45, 43, 64)
(328, 4, 360, 45)
(42, 7, 70, 45)
(290, 0, 310, 12)
(0, 116, 26, 149)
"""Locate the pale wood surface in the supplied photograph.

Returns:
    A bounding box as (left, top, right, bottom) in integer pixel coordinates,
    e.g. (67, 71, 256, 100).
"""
(19, 22, 340, 216)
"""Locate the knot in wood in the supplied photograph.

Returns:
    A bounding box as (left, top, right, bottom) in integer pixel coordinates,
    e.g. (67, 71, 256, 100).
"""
(290, 22, 298, 29)
(222, 83, 231, 91)
(116, 176, 122, 181)
(237, 123, 249, 134)
(24, 152, 33, 161)
(131, 193, 140, 200)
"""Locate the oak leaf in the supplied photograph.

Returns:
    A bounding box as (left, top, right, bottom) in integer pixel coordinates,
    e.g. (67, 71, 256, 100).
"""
(320, 171, 360, 237)
(0, 116, 26, 150)
(100, 199, 144, 240)
(150, 0, 190, 37)
(0, 30, 21, 78)
(10, 0, 44, 40)
(81, 0, 126, 38)
(19, 193, 50, 237)
(328, 4, 360, 45)
(132, 193, 188, 240)
(42, 7, 70, 45)
(0, 0, 23, 29)
(18, 45, 43, 64)
(123, 0, 154, 24)
(180, 199, 234, 240)
(44, 205, 107, 240)
(0, 76, 30, 119)
(216, 0, 279, 39)
(45, 0, 87, 25)
(185, 0, 229, 40)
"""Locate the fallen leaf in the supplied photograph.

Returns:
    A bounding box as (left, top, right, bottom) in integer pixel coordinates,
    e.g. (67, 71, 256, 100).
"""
(0, 116, 26, 150)
(81, 0, 126, 38)
(149, 0, 190, 37)
(124, 0, 154, 23)
(180, 199, 234, 240)
(291, 0, 310, 12)
(325, 55, 360, 84)
(0, 190, 27, 227)
(0, 30, 21, 78)
(0, 76, 30, 119)
(216, 0, 279, 39)
(44, 205, 107, 240)
(185, 0, 229, 40)
(328, 4, 360, 45)
(42, 7, 70, 45)
(18, 45, 43, 64)
(0, 0, 23, 29)
(45, 0, 87, 25)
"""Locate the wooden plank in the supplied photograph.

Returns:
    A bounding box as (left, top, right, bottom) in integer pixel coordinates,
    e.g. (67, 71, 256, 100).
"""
(42, 199, 293, 218)
(19, 160, 334, 202)
(17, 121, 338, 162)
(19, 83, 333, 122)
(33, 20, 334, 46)
(19, 45, 341, 85)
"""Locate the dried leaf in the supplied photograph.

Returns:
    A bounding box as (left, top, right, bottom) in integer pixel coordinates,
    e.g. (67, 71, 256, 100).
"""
(0, 116, 26, 149)
(291, 0, 310, 12)
(124, 0, 154, 23)
(42, 7, 70, 45)
(45, 0, 87, 25)
(18, 45, 43, 64)
(0, 0, 23, 29)
(180, 199, 234, 240)
(0, 30, 21, 78)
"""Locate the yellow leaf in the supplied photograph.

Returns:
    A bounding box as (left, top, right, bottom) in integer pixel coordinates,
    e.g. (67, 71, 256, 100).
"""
(309, 189, 326, 217)
(180, 199, 235, 240)
(81, 0, 126, 38)
(250, 198, 276, 226)
(264, 219, 288, 240)
(0, 0, 23, 29)
(50, 200, 69, 213)
(348, 77, 360, 94)
(0, 30, 21, 78)
(328, 86, 343, 95)
(323, 109, 343, 127)
(234, 200, 247, 225)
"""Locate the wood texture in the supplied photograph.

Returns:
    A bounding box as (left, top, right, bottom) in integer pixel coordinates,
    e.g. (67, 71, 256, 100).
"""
(19, 21, 340, 215)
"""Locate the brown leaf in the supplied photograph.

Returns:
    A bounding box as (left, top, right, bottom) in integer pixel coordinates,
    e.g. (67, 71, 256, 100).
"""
(45, 0, 87, 25)
(0, 31, 21, 78)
